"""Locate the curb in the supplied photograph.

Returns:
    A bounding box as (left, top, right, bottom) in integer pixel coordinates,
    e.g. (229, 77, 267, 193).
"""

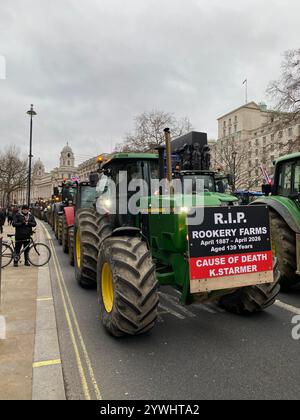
(32, 227, 66, 400)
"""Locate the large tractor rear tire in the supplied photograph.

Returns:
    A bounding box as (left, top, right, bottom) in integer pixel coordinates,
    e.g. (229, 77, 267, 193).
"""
(74, 209, 99, 288)
(57, 215, 63, 245)
(62, 216, 69, 254)
(68, 226, 75, 266)
(97, 236, 159, 337)
(218, 260, 280, 314)
(53, 213, 58, 237)
(269, 210, 299, 290)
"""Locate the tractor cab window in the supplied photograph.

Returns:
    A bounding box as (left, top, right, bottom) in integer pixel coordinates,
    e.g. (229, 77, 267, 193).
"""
(278, 162, 293, 196)
(277, 160, 300, 197)
(292, 160, 300, 195)
(182, 175, 215, 194)
(81, 186, 96, 208)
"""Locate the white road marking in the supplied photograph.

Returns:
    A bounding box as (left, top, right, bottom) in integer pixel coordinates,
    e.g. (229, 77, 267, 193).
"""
(205, 303, 226, 313)
(158, 304, 185, 320)
(159, 292, 196, 318)
(275, 300, 300, 316)
(196, 303, 217, 314)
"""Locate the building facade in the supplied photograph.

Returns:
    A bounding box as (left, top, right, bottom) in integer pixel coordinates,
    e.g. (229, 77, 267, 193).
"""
(210, 102, 300, 189)
(77, 156, 99, 182)
(11, 143, 78, 204)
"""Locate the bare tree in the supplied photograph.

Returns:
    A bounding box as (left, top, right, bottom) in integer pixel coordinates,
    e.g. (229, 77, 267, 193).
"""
(267, 48, 300, 152)
(115, 110, 193, 152)
(268, 49, 300, 117)
(0, 146, 28, 206)
(211, 137, 262, 192)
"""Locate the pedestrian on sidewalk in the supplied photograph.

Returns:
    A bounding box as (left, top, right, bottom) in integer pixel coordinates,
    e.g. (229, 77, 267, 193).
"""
(12, 205, 37, 267)
(7, 207, 13, 226)
(0, 207, 6, 234)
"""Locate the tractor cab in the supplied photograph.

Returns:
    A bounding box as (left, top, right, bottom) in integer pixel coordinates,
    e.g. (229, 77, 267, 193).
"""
(273, 154, 300, 200)
(254, 152, 300, 289)
(174, 170, 232, 194)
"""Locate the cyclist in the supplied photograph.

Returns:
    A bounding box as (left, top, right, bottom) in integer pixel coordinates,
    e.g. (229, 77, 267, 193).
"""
(12, 205, 37, 267)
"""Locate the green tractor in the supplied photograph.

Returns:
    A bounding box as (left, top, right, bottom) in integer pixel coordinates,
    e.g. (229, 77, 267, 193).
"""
(74, 131, 280, 337)
(255, 153, 300, 290)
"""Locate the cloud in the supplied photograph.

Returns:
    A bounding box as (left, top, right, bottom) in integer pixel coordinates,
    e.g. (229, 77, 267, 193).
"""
(0, 0, 299, 170)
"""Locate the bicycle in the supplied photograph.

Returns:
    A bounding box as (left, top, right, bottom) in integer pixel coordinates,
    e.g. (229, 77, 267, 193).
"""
(1, 232, 52, 268)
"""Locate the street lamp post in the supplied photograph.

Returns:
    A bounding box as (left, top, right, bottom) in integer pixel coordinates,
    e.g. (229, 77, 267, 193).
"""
(232, 151, 237, 192)
(27, 104, 37, 207)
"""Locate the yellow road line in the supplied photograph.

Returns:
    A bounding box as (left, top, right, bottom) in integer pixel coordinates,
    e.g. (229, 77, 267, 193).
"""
(41, 222, 102, 400)
(37, 297, 53, 302)
(33, 359, 61, 368)
(41, 225, 91, 400)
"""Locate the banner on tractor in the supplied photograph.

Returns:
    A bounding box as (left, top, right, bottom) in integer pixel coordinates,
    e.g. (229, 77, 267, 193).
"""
(188, 206, 274, 293)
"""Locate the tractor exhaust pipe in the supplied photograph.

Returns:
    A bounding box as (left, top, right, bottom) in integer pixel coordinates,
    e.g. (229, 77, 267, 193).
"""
(164, 128, 172, 183)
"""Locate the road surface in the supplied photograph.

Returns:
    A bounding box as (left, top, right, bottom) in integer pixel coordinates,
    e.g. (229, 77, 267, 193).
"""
(41, 222, 300, 400)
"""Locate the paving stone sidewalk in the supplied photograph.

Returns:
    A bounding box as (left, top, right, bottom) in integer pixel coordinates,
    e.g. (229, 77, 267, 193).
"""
(0, 222, 65, 400)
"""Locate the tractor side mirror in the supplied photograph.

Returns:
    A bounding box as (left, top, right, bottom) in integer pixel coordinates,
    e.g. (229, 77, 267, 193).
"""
(262, 184, 272, 196)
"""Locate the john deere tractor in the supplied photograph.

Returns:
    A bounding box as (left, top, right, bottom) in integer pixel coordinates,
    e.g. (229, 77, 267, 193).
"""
(74, 131, 280, 337)
(255, 153, 300, 290)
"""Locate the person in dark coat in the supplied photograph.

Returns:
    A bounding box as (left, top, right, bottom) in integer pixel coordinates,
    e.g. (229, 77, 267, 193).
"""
(12, 205, 37, 267)
(0, 208, 6, 234)
(7, 207, 13, 225)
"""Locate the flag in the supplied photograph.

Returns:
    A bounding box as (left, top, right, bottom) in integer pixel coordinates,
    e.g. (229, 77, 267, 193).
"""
(242, 78, 247, 85)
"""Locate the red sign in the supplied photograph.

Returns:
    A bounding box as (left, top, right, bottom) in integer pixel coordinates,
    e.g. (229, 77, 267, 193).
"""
(189, 251, 273, 280)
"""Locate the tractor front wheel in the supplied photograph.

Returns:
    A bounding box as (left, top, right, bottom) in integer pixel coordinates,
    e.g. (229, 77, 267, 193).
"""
(68, 226, 75, 266)
(270, 210, 299, 290)
(57, 215, 63, 245)
(74, 209, 99, 288)
(97, 236, 159, 337)
(218, 260, 280, 314)
(62, 216, 69, 254)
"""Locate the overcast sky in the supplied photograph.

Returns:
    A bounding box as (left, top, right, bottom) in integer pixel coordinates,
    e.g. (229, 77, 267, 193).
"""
(0, 0, 299, 170)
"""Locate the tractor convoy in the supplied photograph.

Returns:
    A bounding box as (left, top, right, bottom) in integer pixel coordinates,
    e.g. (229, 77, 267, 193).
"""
(36, 130, 300, 338)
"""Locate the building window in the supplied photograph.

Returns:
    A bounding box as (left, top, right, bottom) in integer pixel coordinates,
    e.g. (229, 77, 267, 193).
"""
(234, 125, 237, 133)
(255, 139, 259, 146)
(68, 160, 71, 166)
(279, 131, 283, 138)
(234, 116, 237, 123)
(263, 137, 266, 146)
(288, 127, 293, 137)
(229, 119, 232, 126)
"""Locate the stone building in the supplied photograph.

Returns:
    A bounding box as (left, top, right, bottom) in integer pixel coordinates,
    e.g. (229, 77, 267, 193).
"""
(11, 143, 78, 204)
(210, 102, 300, 189)
(77, 156, 99, 182)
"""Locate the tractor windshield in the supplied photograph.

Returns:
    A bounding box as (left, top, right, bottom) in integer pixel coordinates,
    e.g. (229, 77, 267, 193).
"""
(277, 159, 300, 197)
(182, 174, 216, 193)
(81, 186, 96, 207)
